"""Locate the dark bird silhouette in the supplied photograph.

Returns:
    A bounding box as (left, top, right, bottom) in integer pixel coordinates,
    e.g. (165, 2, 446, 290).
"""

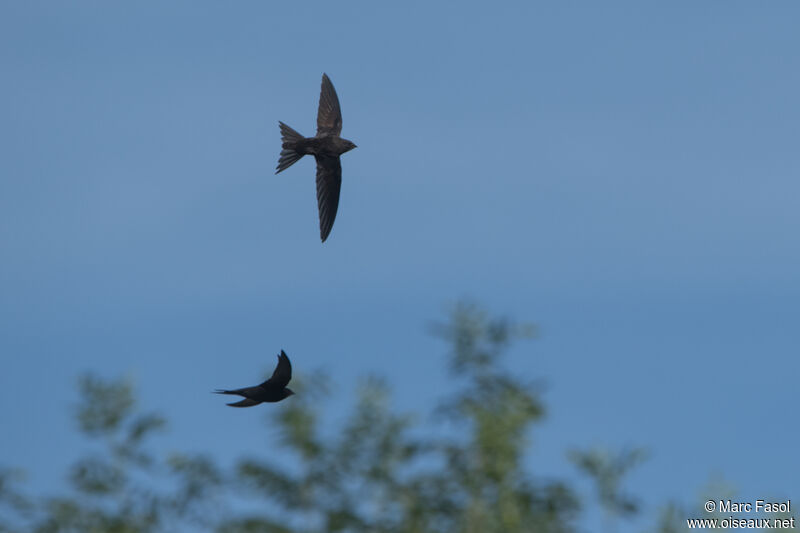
(276, 73, 357, 242)
(214, 350, 295, 407)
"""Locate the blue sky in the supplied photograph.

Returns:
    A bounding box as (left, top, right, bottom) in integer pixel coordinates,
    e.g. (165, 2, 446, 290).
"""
(1, 2, 798, 530)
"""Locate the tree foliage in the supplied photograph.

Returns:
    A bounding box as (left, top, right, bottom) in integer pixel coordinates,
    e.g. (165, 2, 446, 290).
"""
(1, 302, 765, 532)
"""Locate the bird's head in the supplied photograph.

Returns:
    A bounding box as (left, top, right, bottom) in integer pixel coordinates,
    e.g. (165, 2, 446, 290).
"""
(282, 388, 296, 399)
(342, 139, 357, 153)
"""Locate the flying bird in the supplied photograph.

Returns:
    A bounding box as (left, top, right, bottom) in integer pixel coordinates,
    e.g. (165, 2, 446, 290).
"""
(214, 350, 295, 407)
(276, 73, 357, 242)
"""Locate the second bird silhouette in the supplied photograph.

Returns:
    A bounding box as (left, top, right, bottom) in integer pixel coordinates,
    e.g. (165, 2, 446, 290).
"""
(214, 350, 295, 407)
(276, 73, 357, 242)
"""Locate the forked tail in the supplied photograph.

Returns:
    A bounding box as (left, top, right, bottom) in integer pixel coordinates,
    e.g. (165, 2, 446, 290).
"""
(276, 121, 305, 174)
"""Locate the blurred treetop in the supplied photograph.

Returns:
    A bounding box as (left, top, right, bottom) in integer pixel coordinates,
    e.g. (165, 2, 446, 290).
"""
(1, 302, 766, 533)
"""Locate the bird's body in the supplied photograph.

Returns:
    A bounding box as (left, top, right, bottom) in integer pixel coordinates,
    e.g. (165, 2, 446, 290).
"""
(276, 73, 356, 242)
(285, 135, 356, 158)
(214, 350, 295, 407)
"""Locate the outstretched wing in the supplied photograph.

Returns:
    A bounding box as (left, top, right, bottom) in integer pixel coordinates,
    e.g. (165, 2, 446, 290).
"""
(226, 398, 261, 407)
(316, 73, 342, 136)
(315, 155, 342, 242)
(262, 350, 292, 389)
